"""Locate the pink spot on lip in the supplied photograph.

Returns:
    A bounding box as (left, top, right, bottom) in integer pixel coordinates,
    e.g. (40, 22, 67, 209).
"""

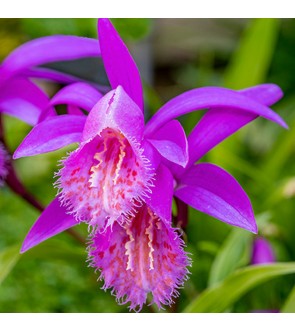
(109, 244, 117, 254)
(71, 168, 80, 176)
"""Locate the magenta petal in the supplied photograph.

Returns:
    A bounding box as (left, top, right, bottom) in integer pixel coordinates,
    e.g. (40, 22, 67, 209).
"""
(240, 84, 283, 105)
(50, 82, 103, 112)
(22, 67, 89, 84)
(147, 120, 188, 168)
(98, 19, 143, 110)
(67, 105, 84, 116)
(21, 197, 80, 253)
(147, 164, 174, 223)
(174, 163, 257, 233)
(0, 78, 51, 125)
(22, 67, 110, 94)
(83, 86, 144, 143)
(184, 84, 284, 170)
(22, 67, 82, 84)
(0, 36, 100, 81)
(14, 115, 86, 159)
(144, 86, 287, 136)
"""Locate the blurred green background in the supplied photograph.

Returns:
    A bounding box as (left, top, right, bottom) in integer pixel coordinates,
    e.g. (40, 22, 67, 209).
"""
(1, 18, 295, 313)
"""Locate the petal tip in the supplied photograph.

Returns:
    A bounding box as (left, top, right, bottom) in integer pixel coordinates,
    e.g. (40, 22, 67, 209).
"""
(248, 219, 258, 234)
(276, 115, 288, 129)
(12, 150, 21, 160)
(179, 156, 189, 169)
(13, 146, 30, 159)
(20, 241, 30, 254)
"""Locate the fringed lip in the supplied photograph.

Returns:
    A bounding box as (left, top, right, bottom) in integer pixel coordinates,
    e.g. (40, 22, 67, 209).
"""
(88, 204, 191, 311)
(55, 125, 155, 232)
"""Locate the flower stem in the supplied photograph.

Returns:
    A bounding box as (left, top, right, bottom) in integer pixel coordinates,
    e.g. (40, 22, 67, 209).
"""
(175, 197, 189, 231)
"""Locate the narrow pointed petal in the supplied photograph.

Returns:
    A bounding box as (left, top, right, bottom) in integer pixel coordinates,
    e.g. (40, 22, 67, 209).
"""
(22, 67, 111, 94)
(174, 163, 257, 233)
(0, 78, 53, 125)
(0, 36, 100, 82)
(251, 237, 276, 265)
(49, 82, 103, 112)
(147, 120, 188, 168)
(185, 84, 284, 169)
(21, 197, 80, 253)
(22, 67, 83, 84)
(144, 86, 287, 136)
(88, 204, 190, 311)
(67, 105, 84, 116)
(240, 84, 283, 105)
(98, 19, 143, 110)
(147, 164, 174, 223)
(83, 86, 144, 143)
(14, 115, 86, 159)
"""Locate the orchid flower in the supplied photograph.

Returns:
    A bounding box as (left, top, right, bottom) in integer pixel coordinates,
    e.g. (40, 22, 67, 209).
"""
(251, 237, 276, 265)
(14, 19, 286, 311)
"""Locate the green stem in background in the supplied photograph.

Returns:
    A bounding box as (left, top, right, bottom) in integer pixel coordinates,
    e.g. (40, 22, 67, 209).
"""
(281, 284, 295, 313)
(224, 18, 280, 89)
(183, 263, 295, 313)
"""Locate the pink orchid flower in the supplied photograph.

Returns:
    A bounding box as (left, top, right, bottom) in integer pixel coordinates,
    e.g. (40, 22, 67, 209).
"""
(14, 19, 286, 310)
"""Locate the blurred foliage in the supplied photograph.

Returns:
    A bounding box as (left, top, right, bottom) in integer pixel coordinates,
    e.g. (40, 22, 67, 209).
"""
(21, 18, 98, 38)
(184, 263, 295, 313)
(21, 18, 152, 41)
(111, 18, 153, 41)
(1, 18, 295, 313)
(224, 18, 280, 89)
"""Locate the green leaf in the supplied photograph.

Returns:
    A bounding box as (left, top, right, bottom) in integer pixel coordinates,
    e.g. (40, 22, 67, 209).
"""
(263, 117, 295, 180)
(224, 18, 280, 89)
(208, 228, 252, 287)
(0, 245, 21, 285)
(281, 284, 295, 312)
(208, 214, 271, 287)
(183, 263, 295, 313)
